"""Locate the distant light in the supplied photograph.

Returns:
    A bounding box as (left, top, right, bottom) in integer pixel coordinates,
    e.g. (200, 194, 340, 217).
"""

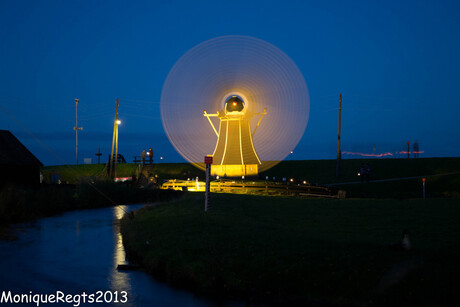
(160, 156, 163, 160)
(233, 102, 237, 106)
(290, 151, 293, 154)
(303, 180, 307, 184)
(242, 175, 245, 179)
(357, 173, 361, 176)
(216, 175, 219, 179)
(290, 178, 294, 182)
(116, 119, 121, 125)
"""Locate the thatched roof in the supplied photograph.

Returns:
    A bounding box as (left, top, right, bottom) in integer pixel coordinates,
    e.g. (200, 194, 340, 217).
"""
(0, 130, 43, 166)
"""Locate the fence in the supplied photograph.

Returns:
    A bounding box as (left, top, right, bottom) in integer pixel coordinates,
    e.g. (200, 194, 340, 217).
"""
(161, 179, 345, 198)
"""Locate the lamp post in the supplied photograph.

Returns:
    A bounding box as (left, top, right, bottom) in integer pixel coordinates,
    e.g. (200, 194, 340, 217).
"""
(109, 99, 120, 178)
(114, 119, 121, 178)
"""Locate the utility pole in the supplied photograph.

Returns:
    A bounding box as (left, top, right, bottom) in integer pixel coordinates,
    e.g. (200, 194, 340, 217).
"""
(74, 99, 83, 165)
(109, 99, 120, 179)
(95, 147, 102, 164)
(336, 93, 342, 177)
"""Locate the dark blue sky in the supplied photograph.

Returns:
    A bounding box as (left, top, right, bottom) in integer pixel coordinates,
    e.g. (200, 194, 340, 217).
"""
(1, 0, 459, 166)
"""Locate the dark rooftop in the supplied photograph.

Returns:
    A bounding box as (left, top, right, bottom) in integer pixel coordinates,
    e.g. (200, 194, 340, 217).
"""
(0, 130, 43, 166)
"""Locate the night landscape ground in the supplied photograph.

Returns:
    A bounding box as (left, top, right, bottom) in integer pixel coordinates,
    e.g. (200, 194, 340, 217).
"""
(1, 158, 459, 305)
(120, 194, 459, 306)
(1, 1, 459, 306)
(114, 158, 459, 306)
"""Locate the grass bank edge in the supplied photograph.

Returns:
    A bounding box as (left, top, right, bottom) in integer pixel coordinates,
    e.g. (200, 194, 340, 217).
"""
(120, 193, 460, 305)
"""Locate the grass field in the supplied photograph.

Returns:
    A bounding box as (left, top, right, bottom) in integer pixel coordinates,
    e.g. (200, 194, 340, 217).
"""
(261, 157, 460, 185)
(120, 193, 460, 306)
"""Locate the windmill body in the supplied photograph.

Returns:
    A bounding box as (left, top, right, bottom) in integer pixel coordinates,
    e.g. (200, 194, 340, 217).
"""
(204, 96, 266, 177)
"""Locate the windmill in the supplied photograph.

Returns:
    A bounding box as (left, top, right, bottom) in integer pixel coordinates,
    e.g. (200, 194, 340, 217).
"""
(203, 95, 267, 177)
(161, 35, 310, 177)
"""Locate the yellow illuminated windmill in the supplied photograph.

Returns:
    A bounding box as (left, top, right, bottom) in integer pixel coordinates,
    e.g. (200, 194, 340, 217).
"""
(160, 36, 310, 176)
(204, 95, 266, 177)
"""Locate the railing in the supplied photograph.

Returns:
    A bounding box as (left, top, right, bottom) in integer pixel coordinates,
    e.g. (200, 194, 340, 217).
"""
(161, 179, 345, 198)
(133, 156, 154, 164)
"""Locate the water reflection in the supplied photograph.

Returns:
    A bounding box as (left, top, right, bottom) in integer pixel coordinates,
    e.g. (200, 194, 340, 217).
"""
(110, 205, 132, 294)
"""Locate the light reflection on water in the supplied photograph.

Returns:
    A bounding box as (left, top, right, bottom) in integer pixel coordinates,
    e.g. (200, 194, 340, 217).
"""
(0, 204, 240, 306)
(110, 205, 132, 294)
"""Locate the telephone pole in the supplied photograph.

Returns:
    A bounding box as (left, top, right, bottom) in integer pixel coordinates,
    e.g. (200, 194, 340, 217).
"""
(74, 99, 83, 165)
(109, 99, 120, 178)
(336, 93, 342, 177)
(95, 147, 102, 164)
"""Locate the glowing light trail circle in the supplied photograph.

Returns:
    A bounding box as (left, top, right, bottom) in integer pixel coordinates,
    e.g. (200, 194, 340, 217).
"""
(161, 35, 310, 172)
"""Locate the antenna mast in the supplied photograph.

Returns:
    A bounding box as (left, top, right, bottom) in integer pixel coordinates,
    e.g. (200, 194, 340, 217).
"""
(74, 99, 83, 165)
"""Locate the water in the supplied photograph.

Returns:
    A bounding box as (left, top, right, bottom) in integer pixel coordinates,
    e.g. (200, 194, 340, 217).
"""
(0, 204, 239, 306)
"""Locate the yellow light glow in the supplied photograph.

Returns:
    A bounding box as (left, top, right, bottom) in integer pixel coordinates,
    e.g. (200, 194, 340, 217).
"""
(116, 119, 121, 125)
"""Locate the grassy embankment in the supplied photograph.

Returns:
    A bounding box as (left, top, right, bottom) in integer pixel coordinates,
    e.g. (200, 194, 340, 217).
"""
(119, 157, 460, 304)
(1, 160, 189, 233)
(121, 193, 460, 306)
(40, 162, 203, 184)
(261, 157, 460, 198)
(42, 157, 460, 198)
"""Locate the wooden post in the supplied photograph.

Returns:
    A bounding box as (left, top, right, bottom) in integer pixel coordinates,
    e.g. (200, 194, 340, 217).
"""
(336, 93, 342, 177)
(204, 155, 213, 211)
(407, 141, 410, 159)
(422, 178, 426, 199)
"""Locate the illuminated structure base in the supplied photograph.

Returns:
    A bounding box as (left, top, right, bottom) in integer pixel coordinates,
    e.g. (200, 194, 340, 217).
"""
(204, 95, 267, 178)
(211, 164, 259, 177)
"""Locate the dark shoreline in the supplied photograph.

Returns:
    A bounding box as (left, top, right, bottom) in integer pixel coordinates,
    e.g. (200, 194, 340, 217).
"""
(0, 182, 183, 236)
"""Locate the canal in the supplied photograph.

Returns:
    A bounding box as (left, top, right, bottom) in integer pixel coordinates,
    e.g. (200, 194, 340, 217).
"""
(0, 204, 239, 306)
